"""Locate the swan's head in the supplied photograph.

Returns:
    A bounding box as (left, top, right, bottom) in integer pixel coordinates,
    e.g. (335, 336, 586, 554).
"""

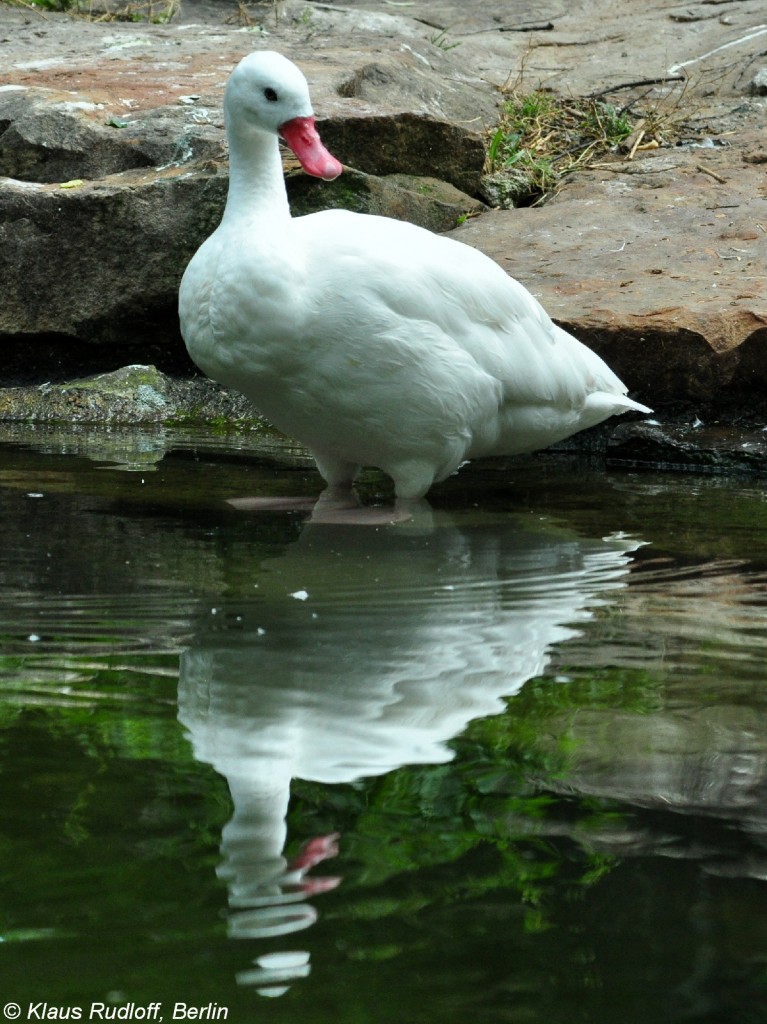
(225, 51, 343, 181)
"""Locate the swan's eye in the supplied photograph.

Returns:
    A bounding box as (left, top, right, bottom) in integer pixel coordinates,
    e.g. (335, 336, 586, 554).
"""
(263, 87, 279, 102)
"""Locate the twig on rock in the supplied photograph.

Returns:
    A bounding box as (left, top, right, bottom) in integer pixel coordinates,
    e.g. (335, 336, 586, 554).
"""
(587, 76, 686, 100)
(697, 163, 728, 184)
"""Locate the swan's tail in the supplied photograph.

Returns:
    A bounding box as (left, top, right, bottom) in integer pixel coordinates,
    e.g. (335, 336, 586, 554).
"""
(550, 324, 652, 419)
(584, 391, 653, 417)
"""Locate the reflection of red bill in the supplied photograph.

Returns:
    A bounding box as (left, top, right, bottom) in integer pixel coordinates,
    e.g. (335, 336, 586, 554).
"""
(288, 832, 341, 871)
(286, 832, 342, 894)
(279, 116, 343, 180)
(296, 875, 342, 896)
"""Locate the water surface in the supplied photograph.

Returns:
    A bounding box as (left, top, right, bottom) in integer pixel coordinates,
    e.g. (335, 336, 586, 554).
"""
(1, 424, 767, 1024)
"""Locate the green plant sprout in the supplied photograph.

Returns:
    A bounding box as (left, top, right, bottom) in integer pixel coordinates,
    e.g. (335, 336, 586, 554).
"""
(430, 28, 461, 51)
(485, 89, 636, 206)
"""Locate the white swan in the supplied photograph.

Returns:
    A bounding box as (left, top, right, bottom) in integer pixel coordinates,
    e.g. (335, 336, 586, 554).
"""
(179, 51, 650, 515)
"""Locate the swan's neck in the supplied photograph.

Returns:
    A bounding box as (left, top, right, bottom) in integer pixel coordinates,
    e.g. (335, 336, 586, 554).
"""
(222, 124, 290, 226)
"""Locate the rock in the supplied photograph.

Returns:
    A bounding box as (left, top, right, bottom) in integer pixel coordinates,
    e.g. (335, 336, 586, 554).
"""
(479, 170, 537, 210)
(0, 364, 257, 424)
(0, 86, 226, 181)
(0, 153, 481, 358)
(448, 151, 767, 415)
(287, 167, 485, 231)
(0, 149, 480, 362)
(0, 87, 149, 182)
(747, 68, 767, 96)
(0, 164, 226, 349)
(607, 421, 767, 476)
(319, 113, 488, 196)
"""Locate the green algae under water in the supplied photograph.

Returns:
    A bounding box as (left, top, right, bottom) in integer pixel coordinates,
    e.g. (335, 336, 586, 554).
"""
(1, 424, 767, 1024)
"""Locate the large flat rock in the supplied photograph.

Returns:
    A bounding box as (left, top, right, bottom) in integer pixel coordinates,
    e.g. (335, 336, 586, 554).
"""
(450, 147, 767, 413)
(0, 2, 502, 127)
(6, 0, 767, 113)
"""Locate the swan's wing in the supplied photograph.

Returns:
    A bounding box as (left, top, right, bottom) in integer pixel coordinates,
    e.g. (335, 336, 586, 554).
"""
(298, 210, 641, 413)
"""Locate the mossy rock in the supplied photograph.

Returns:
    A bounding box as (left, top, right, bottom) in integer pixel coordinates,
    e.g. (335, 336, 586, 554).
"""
(0, 365, 262, 426)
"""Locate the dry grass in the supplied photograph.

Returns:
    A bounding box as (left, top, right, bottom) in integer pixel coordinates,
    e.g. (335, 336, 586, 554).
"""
(225, 0, 283, 27)
(4, 0, 289, 23)
(485, 90, 638, 206)
(3, 0, 180, 21)
(484, 53, 697, 207)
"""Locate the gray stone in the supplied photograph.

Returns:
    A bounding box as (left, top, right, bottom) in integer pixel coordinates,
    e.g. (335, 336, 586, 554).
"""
(747, 68, 767, 96)
(287, 167, 485, 231)
(607, 421, 767, 476)
(0, 86, 226, 182)
(319, 112, 487, 196)
(0, 164, 226, 345)
(0, 88, 149, 182)
(0, 364, 257, 424)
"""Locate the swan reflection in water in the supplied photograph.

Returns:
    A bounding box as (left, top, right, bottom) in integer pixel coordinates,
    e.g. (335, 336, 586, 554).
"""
(177, 510, 643, 995)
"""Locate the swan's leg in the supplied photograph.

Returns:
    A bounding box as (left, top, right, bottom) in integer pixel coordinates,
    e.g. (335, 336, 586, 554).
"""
(307, 452, 422, 525)
(307, 459, 435, 525)
(310, 452, 361, 496)
(228, 453, 427, 525)
(390, 458, 438, 503)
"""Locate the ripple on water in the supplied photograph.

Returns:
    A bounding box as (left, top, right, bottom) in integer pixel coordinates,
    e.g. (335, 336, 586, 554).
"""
(0, 591, 193, 709)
